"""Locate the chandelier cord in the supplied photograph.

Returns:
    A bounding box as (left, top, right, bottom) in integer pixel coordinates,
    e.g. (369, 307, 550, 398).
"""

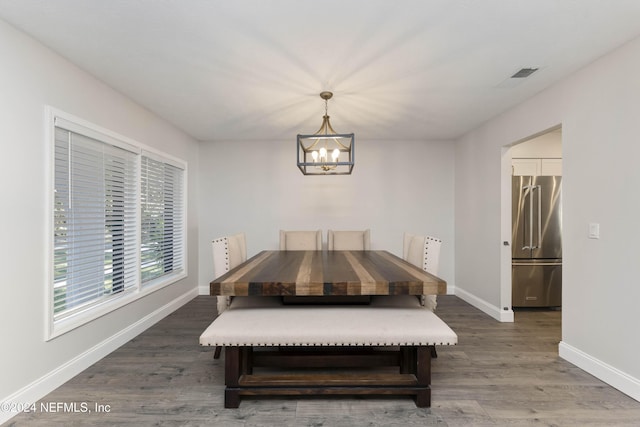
(324, 98, 329, 135)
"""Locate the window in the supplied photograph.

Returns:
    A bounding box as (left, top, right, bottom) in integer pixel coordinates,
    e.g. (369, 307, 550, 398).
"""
(49, 110, 186, 338)
(141, 154, 185, 284)
(53, 126, 138, 318)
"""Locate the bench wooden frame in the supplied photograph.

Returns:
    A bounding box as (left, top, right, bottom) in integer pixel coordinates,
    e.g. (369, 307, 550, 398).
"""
(223, 345, 433, 408)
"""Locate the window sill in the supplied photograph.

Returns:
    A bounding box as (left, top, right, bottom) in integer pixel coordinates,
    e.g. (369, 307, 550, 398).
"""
(47, 271, 187, 341)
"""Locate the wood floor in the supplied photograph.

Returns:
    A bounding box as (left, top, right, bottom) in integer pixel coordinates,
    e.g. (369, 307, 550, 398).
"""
(5, 295, 640, 426)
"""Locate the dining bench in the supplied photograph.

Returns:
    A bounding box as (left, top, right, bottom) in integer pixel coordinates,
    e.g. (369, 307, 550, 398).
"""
(199, 295, 458, 408)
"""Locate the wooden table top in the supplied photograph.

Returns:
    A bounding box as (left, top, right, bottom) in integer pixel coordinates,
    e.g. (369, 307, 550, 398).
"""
(210, 250, 446, 297)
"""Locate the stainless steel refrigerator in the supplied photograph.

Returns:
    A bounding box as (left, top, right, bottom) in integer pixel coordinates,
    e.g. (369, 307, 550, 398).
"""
(512, 176, 562, 307)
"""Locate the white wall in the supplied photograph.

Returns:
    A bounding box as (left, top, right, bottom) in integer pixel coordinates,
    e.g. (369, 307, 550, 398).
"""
(0, 18, 200, 414)
(455, 35, 640, 401)
(198, 138, 455, 294)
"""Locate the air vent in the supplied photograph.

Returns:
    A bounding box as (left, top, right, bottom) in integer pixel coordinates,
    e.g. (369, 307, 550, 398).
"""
(511, 68, 539, 78)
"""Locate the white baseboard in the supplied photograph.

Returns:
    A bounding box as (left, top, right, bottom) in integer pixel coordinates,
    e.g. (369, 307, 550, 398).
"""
(454, 287, 514, 322)
(559, 341, 640, 403)
(0, 288, 198, 425)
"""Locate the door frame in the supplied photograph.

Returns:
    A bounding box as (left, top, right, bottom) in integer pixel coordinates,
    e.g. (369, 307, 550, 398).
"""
(500, 124, 562, 320)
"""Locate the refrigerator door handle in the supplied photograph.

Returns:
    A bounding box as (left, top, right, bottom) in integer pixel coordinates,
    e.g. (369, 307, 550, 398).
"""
(521, 185, 531, 250)
(533, 185, 542, 249)
(513, 262, 562, 266)
(527, 185, 534, 250)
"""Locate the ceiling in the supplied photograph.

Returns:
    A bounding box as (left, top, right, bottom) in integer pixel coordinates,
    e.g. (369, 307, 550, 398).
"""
(2, 0, 640, 142)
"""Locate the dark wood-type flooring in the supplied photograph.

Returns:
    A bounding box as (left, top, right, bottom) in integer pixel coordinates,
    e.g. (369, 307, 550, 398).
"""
(5, 295, 640, 426)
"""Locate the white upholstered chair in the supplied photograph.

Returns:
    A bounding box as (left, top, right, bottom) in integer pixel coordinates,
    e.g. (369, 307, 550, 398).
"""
(279, 230, 322, 250)
(403, 233, 442, 311)
(327, 229, 371, 250)
(211, 232, 247, 359)
(212, 233, 247, 315)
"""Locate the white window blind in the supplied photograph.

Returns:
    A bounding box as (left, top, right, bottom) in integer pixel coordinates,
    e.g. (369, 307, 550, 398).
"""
(141, 154, 185, 284)
(53, 126, 138, 320)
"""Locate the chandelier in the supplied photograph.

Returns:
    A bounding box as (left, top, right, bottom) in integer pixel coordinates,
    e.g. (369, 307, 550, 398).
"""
(297, 91, 355, 175)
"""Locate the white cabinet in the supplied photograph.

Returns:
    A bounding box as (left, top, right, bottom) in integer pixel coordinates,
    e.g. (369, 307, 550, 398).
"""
(512, 159, 540, 176)
(540, 158, 562, 176)
(512, 158, 562, 176)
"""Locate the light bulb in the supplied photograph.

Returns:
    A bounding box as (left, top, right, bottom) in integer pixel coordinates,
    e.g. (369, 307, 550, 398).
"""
(311, 150, 318, 162)
(332, 148, 340, 161)
(319, 147, 327, 161)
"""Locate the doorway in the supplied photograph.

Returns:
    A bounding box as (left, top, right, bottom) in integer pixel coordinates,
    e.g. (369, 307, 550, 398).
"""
(501, 126, 563, 319)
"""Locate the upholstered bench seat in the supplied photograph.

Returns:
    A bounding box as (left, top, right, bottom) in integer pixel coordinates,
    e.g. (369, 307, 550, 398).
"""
(199, 296, 457, 408)
(200, 296, 457, 347)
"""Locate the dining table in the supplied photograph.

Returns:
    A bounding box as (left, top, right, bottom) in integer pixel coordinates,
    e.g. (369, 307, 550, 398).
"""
(209, 249, 446, 297)
(205, 249, 452, 408)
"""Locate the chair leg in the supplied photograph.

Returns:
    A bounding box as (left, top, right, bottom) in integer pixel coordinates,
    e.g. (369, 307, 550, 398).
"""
(214, 346, 222, 359)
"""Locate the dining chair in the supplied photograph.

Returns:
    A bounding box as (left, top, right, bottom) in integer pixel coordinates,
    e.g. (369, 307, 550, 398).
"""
(279, 229, 322, 250)
(403, 232, 442, 311)
(327, 229, 371, 250)
(212, 232, 247, 359)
